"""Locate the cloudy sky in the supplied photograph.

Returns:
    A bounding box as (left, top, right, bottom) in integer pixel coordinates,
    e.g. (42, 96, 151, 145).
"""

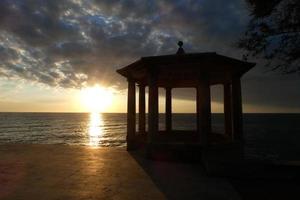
(0, 0, 299, 113)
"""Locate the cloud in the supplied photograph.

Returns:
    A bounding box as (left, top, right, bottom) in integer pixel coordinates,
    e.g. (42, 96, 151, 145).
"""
(0, 0, 250, 88)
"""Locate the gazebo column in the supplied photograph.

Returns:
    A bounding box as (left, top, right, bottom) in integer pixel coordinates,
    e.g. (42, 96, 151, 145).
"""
(223, 83, 232, 139)
(138, 84, 146, 134)
(196, 76, 212, 147)
(231, 77, 243, 142)
(127, 78, 136, 150)
(148, 72, 159, 144)
(165, 87, 172, 132)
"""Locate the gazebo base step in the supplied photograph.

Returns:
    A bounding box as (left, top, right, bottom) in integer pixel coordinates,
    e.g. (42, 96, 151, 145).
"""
(146, 143, 203, 162)
(130, 132, 244, 164)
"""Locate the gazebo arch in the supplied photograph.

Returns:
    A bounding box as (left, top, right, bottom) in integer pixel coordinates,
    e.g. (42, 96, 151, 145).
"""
(117, 42, 255, 159)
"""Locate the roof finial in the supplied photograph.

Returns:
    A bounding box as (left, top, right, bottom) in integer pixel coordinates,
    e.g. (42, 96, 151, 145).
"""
(176, 41, 185, 55)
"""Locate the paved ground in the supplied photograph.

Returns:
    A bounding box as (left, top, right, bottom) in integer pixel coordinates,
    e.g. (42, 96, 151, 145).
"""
(0, 144, 240, 200)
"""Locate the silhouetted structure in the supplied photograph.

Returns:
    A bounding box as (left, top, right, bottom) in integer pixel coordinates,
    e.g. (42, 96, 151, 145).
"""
(117, 42, 255, 160)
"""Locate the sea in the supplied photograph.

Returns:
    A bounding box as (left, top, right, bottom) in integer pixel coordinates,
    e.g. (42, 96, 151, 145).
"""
(0, 113, 299, 162)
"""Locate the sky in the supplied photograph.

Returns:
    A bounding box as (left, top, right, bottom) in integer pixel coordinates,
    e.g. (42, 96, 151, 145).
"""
(0, 0, 299, 113)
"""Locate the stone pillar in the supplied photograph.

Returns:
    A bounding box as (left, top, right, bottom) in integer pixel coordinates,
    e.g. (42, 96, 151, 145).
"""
(138, 84, 146, 134)
(148, 72, 158, 144)
(165, 87, 172, 132)
(196, 75, 211, 147)
(224, 83, 232, 138)
(127, 79, 136, 150)
(231, 77, 243, 142)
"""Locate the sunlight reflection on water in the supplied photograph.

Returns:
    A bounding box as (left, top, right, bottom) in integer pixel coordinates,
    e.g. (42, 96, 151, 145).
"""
(88, 112, 103, 147)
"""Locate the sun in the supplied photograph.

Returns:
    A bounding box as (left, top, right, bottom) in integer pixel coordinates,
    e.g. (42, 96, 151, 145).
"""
(80, 85, 114, 113)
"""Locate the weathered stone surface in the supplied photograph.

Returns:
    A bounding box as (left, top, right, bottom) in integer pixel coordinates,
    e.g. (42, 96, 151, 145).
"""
(0, 145, 240, 200)
(0, 145, 164, 200)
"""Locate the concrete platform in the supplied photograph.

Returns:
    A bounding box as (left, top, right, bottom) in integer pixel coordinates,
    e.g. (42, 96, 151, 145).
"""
(0, 144, 240, 200)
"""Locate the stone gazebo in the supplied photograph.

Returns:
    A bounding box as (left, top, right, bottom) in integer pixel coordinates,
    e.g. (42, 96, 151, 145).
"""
(117, 42, 255, 159)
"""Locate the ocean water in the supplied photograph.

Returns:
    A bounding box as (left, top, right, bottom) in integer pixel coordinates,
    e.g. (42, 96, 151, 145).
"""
(0, 113, 299, 161)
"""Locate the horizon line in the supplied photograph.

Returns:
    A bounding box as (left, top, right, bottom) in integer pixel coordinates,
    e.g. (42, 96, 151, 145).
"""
(0, 111, 299, 114)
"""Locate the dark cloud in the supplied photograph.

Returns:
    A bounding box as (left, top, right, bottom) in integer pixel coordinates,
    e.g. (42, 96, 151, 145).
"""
(0, 0, 249, 87)
(0, 0, 299, 111)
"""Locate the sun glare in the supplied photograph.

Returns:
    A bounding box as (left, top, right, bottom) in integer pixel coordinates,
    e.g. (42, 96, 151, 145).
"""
(80, 85, 114, 113)
(88, 112, 103, 147)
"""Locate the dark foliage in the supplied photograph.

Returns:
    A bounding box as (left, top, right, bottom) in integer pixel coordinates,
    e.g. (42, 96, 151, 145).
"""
(239, 0, 300, 73)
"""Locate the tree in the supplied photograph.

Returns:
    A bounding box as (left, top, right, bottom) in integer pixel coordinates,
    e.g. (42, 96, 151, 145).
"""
(239, 0, 300, 74)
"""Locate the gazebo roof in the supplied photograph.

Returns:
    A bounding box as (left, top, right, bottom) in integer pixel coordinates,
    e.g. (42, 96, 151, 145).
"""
(117, 50, 255, 87)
